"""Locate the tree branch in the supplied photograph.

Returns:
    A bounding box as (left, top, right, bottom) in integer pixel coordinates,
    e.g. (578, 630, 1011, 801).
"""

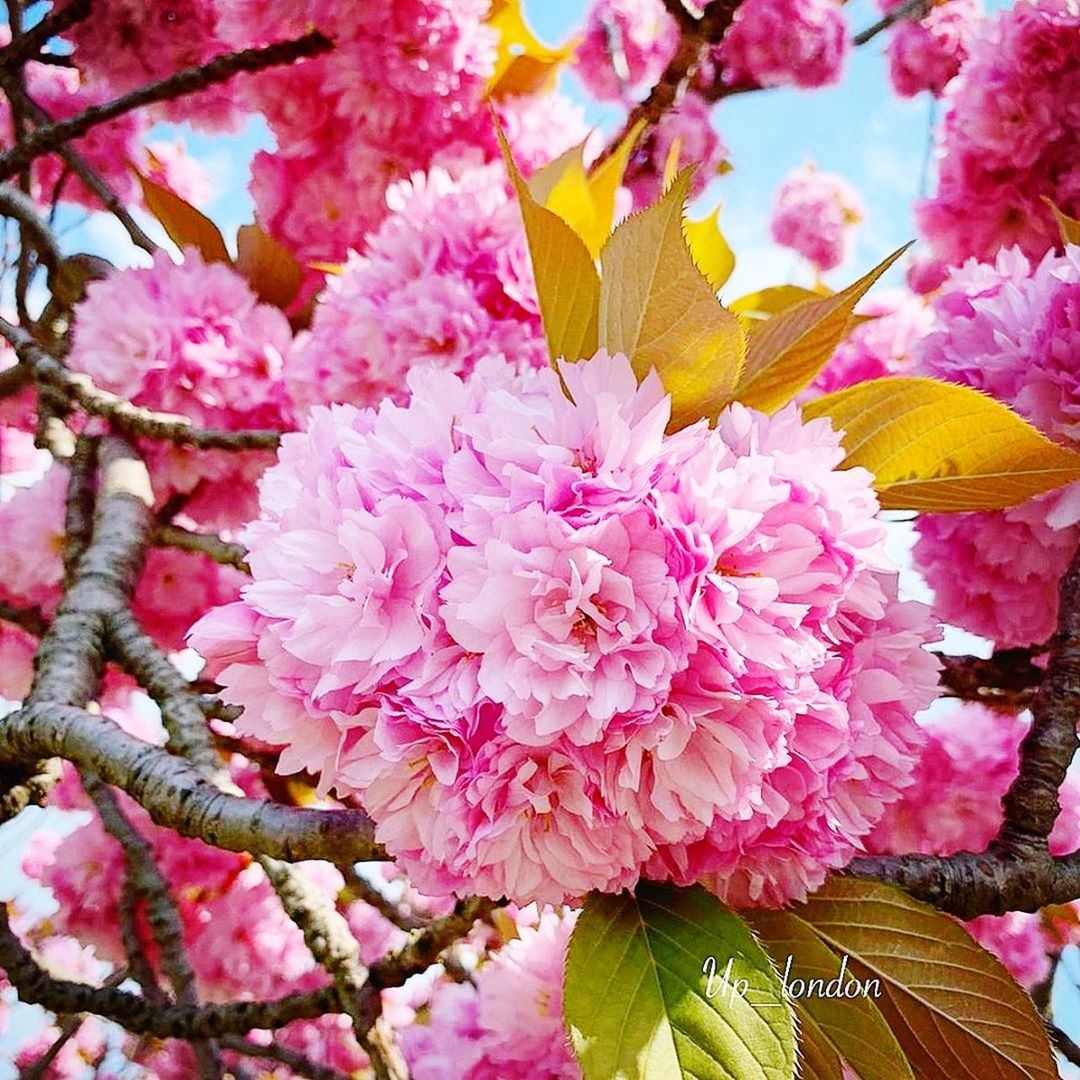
(0, 702, 385, 863)
(598, 0, 743, 165)
(0, 0, 93, 75)
(154, 521, 250, 573)
(936, 647, 1045, 709)
(0, 32, 334, 181)
(852, 0, 933, 47)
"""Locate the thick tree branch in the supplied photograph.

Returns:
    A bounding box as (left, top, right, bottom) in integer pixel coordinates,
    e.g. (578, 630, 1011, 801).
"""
(936, 647, 1045, 708)
(848, 543, 1080, 919)
(0, 319, 282, 450)
(0, 703, 385, 863)
(0, 32, 334, 181)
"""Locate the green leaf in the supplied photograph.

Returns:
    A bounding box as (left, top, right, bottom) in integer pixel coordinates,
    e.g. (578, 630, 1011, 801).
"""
(801, 376, 1080, 511)
(134, 170, 230, 265)
(564, 882, 796, 1080)
(685, 205, 736, 291)
(730, 245, 910, 412)
(496, 125, 600, 365)
(747, 909, 915, 1080)
(598, 169, 745, 431)
(793, 878, 1057, 1080)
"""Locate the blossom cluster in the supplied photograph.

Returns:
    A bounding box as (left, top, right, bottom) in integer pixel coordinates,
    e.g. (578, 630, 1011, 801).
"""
(912, 244, 1080, 647)
(770, 164, 865, 273)
(286, 163, 547, 413)
(66, 248, 295, 529)
(883, 0, 984, 99)
(573, 0, 679, 103)
(192, 350, 939, 909)
(216, 0, 586, 265)
(917, 0, 1080, 264)
(712, 0, 849, 91)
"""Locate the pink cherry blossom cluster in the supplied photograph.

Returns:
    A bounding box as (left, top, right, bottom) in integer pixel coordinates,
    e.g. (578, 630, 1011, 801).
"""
(66, 249, 295, 529)
(711, 0, 849, 92)
(808, 289, 933, 396)
(286, 163, 546, 413)
(0, 464, 245, 660)
(212, 0, 585, 265)
(191, 350, 939, 909)
(912, 244, 1080, 647)
(402, 908, 581, 1079)
(770, 164, 865, 273)
(883, 0, 984, 99)
(573, 0, 679, 103)
(917, 0, 1080, 264)
(53, 0, 244, 131)
(866, 701, 1080, 988)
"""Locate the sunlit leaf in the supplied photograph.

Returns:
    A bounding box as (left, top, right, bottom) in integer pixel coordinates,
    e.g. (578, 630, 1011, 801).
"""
(584, 119, 645, 250)
(308, 261, 344, 276)
(748, 908, 915, 1080)
(564, 882, 796, 1080)
(486, 0, 576, 98)
(497, 125, 599, 364)
(1043, 196, 1080, 246)
(662, 137, 682, 192)
(792, 878, 1056, 1080)
(134, 171, 230, 265)
(598, 169, 744, 430)
(802, 376, 1080, 511)
(684, 205, 735, 291)
(729, 284, 830, 319)
(235, 225, 303, 309)
(730, 245, 909, 412)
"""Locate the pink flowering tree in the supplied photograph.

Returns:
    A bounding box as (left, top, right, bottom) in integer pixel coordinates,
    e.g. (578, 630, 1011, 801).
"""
(0, 1, 1079, 1078)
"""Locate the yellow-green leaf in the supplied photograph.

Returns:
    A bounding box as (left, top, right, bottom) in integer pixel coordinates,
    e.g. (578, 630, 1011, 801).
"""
(598, 169, 744, 430)
(802, 376, 1080, 512)
(794, 878, 1056, 1080)
(685, 205, 735, 291)
(729, 284, 829, 319)
(531, 143, 610, 259)
(748, 908, 915, 1080)
(730, 245, 910, 412)
(134, 171, 230, 265)
(486, 0, 575, 98)
(1044, 196, 1080, 246)
(497, 126, 599, 364)
(584, 119, 645, 252)
(565, 883, 796, 1080)
(235, 225, 302, 309)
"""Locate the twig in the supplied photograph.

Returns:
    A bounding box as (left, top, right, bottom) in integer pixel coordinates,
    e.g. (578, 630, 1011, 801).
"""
(0, 600, 50, 637)
(0, 183, 63, 275)
(0, 32, 334, 181)
(217, 1037, 351, 1080)
(5, 86, 157, 254)
(154, 522, 250, 573)
(0, 0, 93, 74)
(371, 898, 496, 990)
(852, 0, 932, 47)
(18, 1015, 85, 1080)
(0, 319, 282, 450)
(598, 0, 742, 165)
(339, 868, 427, 932)
(1051, 1026, 1080, 1068)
